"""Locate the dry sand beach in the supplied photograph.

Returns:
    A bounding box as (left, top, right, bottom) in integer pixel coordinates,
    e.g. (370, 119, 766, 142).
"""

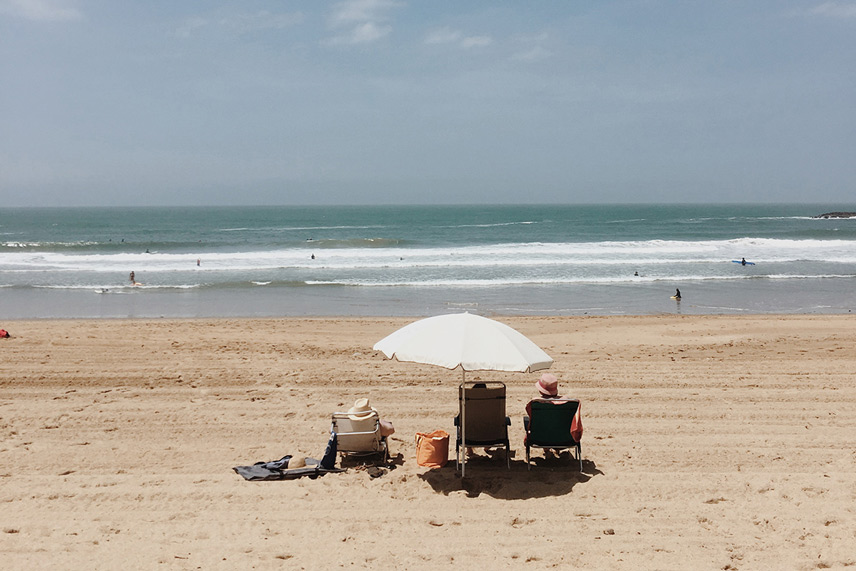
(1, 315, 855, 570)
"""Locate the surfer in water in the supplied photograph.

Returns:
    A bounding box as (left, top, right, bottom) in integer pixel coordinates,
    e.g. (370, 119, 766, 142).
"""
(129, 271, 135, 284)
(741, 258, 747, 266)
(674, 288, 681, 300)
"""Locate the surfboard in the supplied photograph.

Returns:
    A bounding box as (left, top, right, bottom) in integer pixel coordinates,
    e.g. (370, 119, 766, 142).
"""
(732, 260, 755, 265)
(670, 295, 680, 300)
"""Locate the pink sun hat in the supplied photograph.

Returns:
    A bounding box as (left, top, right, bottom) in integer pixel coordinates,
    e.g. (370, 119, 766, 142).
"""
(535, 373, 559, 397)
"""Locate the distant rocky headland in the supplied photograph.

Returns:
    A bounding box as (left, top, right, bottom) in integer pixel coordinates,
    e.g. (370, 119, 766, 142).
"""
(814, 212, 856, 219)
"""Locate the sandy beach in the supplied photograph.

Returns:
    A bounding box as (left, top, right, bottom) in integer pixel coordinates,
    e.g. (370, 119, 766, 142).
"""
(1, 315, 855, 570)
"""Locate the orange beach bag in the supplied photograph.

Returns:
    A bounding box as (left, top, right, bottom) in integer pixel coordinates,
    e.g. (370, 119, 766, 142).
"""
(415, 430, 449, 468)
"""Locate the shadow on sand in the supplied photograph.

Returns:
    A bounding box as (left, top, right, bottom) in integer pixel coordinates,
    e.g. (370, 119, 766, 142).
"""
(336, 451, 405, 479)
(418, 450, 603, 499)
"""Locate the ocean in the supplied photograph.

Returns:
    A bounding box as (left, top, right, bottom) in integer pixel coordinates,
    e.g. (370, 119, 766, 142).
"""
(1, 204, 855, 319)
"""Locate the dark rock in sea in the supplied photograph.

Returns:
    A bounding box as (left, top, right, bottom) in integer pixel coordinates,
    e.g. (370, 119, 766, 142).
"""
(814, 212, 856, 219)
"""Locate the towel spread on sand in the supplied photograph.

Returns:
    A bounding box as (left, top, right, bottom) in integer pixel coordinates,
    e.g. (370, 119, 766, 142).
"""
(233, 456, 344, 481)
(234, 434, 342, 481)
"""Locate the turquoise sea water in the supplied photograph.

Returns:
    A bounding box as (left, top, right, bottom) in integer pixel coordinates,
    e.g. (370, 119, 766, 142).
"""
(1, 204, 855, 318)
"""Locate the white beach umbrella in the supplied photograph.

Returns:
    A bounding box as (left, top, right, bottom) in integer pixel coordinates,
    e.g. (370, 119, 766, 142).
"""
(373, 312, 553, 477)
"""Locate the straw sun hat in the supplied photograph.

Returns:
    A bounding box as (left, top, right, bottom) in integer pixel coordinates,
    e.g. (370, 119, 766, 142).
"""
(287, 456, 307, 469)
(347, 398, 377, 421)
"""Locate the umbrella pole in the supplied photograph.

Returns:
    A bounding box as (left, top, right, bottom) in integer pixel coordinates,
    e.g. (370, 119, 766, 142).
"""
(461, 369, 466, 478)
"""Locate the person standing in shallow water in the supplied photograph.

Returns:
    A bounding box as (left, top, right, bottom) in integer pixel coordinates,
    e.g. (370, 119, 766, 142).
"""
(674, 288, 681, 300)
(129, 271, 135, 284)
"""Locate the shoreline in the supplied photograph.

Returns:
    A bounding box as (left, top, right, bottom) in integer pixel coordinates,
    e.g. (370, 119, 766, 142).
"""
(3, 276, 856, 319)
(2, 314, 855, 568)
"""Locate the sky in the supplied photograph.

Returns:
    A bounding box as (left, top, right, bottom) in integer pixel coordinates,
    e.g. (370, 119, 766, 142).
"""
(1, 0, 855, 207)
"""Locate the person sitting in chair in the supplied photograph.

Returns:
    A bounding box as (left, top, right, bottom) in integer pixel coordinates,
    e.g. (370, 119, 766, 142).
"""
(525, 373, 583, 448)
(347, 397, 395, 437)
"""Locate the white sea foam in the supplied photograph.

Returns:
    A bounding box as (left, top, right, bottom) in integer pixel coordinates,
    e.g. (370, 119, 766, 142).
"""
(4, 237, 856, 276)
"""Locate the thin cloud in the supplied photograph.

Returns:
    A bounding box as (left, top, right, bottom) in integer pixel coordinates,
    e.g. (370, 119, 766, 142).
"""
(347, 21, 389, 43)
(425, 26, 492, 49)
(510, 32, 552, 63)
(460, 35, 492, 49)
(326, 0, 402, 45)
(175, 10, 303, 39)
(0, 0, 82, 21)
(424, 26, 462, 45)
(329, 0, 400, 26)
(175, 16, 209, 39)
(810, 2, 856, 17)
(222, 10, 304, 34)
(511, 45, 552, 63)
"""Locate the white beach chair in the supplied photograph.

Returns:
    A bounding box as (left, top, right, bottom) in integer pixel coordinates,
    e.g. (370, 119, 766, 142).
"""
(330, 411, 389, 464)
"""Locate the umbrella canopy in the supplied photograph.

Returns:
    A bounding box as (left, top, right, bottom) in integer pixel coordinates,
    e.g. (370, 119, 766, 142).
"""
(373, 312, 553, 373)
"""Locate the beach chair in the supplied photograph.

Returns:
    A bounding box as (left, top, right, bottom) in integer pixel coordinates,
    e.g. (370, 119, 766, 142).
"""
(330, 411, 389, 464)
(524, 399, 583, 471)
(454, 382, 511, 470)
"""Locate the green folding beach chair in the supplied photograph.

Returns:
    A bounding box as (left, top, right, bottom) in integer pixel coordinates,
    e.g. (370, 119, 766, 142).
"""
(524, 399, 583, 471)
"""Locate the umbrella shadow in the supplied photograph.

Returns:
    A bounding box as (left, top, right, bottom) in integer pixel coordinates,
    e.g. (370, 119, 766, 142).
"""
(418, 454, 603, 499)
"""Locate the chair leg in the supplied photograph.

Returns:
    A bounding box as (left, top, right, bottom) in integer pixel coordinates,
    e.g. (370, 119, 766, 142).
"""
(526, 445, 531, 471)
(455, 440, 460, 471)
(454, 423, 460, 471)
